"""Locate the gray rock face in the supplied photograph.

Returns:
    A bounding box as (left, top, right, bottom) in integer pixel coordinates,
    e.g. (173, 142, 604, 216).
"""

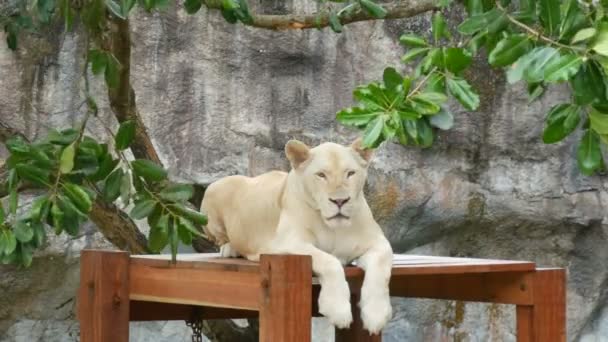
(1, 1, 608, 341)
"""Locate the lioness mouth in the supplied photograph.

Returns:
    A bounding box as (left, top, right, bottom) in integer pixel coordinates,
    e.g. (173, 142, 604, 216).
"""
(328, 213, 349, 220)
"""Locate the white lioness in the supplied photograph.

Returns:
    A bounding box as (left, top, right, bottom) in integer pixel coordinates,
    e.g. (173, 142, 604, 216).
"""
(201, 138, 393, 333)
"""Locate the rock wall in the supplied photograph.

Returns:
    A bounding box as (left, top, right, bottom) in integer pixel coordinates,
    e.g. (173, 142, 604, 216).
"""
(1, 1, 608, 341)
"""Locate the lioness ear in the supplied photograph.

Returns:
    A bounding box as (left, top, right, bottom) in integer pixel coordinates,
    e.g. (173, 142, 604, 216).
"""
(285, 140, 311, 169)
(351, 138, 373, 163)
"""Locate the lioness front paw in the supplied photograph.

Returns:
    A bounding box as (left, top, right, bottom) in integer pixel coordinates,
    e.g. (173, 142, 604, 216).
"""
(219, 243, 240, 258)
(318, 282, 353, 329)
(359, 292, 392, 335)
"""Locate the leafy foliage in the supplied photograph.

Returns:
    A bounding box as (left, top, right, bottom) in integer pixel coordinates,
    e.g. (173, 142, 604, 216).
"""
(0, 121, 206, 267)
(336, 0, 608, 175)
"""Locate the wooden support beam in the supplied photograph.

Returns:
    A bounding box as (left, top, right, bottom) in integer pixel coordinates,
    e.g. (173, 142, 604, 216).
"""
(516, 268, 566, 342)
(387, 272, 534, 305)
(78, 250, 130, 342)
(129, 301, 258, 321)
(259, 254, 312, 342)
(129, 261, 260, 310)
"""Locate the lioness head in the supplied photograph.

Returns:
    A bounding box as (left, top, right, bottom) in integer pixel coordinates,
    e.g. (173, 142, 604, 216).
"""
(285, 138, 373, 229)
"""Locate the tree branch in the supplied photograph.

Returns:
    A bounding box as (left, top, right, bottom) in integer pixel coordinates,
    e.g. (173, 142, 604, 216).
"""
(205, 0, 438, 30)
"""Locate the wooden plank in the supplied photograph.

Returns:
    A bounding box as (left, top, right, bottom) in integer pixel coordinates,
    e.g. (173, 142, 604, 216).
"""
(78, 250, 130, 342)
(335, 293, 382, 342)
(259, 254, 312, 342)
(129, 301, 258, 321)
(516, 306, 533, 342)
(530, 268, 567, 341)
(387, 272, 534, 305)
(129, 262, 260, 310)
(130, 254, 259, 273)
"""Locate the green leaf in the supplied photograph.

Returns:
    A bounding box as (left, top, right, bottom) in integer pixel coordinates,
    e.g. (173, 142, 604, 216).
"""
(401, 48, 430, 64)
(424, 73, 445, 93)
(121, 0, 136, 16)
(572, 61, 607, 105)
(15, 164, 50, 187)
(329, 12, 343, 33)
(571, 28, 596, 44)
(60, 0, 75, 31)
(416, 119, 434, 147)
(9, 189, 17, 215)
(184, 0, 203, 14)
(527, 83, 545, 103)
(6, 136, 30, 154)
(458, 8, 504, 35)
(177, 222, 192, 245)
(14, 221, 34, 243)
(48, 128, 79, 145)
(178, 217, 203, 237)
(359, 0, 387, 18)
(29, 195, 49, 222)
(59, 142, 76, 174)
(354, 84, 386, 109)
(414, 92, 448, 106)
(57, 194, 87, 219)
(538, 0, 560, 36)
(115, 121, 136, 150)
(432, 12, 448, 42)
(542, 104, 581, 143)
(159, 184, 194, 202)
(0, 203, 4, 223)
(590, 109, 608, 135)
(543, 54, 582, 83)
(560, 0, 586, 40)
(362, 116, 384, 148)
(104, 169, 124, 202)
(50, 201, 64, 235)
(63, 183, 93, 214)
(399, 34, 428, 47)
(31, 221, 46, 248)
(488, 34, 531, 67)
(578, 130, 603, 175)
(171, 204, 208, 225)
(90, 153, 119, 182)
(592, 22, 608, 57)
(148, 214, 169, 252)
(430, 109, 454, 130)
(221, 8, 238, 23)
(20, 243, 34, 267)
(88, 50, 107, 75)
(169, 218, 178, 263)
(131, 160, 167, 182)
(105, 0, 126, 19)
(522, 47, 560, 83)
(383, 67, 403, 92)
(447, 78, 480, 110)
(130, 199, 157, 219)
(444, 48, 472, 74)
(1, 230, 17, 255)
(337, 107, 381, 127)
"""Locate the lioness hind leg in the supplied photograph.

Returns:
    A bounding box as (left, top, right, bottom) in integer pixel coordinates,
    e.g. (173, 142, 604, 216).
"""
(219, 243, 240, 258)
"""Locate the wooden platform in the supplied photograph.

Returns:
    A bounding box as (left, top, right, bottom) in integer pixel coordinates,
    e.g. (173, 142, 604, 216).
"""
(77, 251, 566, 341)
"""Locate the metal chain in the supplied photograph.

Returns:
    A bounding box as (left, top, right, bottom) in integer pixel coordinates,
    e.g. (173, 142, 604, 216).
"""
(186, 319, 204, 342)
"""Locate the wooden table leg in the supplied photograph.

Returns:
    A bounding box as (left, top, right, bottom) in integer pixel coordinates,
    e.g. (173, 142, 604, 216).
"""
(335, 293, 382, 342)
(78, 250, 130, 342)
(259, 254, 312, 342)
(516, 268, 566, 342)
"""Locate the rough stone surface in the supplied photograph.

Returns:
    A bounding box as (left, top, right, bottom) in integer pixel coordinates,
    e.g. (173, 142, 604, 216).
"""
(1, 0, 608, 341)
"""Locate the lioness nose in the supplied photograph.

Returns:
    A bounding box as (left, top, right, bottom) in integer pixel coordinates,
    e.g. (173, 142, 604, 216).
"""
(330, 197, 350, 208)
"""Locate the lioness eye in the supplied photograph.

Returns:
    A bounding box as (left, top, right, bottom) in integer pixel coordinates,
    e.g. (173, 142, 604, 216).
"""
(316, 172, 326, 179)
(347, 171, 356, 178)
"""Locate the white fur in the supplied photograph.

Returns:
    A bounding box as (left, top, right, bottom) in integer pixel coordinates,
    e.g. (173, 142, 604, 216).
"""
(201, 139, 393, 334)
